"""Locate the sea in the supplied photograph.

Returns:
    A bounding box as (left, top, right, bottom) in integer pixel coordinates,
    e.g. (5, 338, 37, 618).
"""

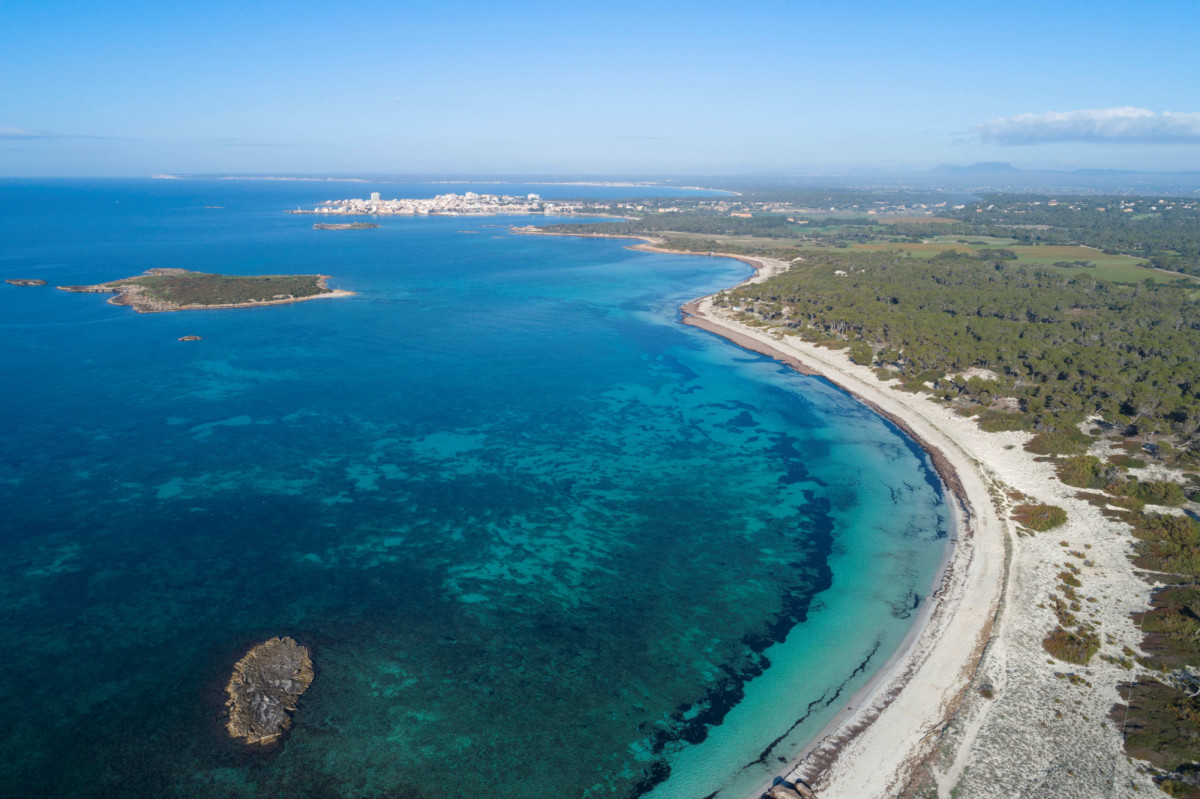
(0, 179, 948, 799)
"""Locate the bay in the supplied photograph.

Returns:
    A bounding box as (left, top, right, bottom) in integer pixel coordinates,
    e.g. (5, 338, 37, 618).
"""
(0, 179, 947, 798)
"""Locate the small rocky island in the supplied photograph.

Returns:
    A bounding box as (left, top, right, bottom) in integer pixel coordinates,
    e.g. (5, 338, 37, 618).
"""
(313, 222, 379, 230)
(225, 637, 314, 746)
(6, 278, 47, 286)
(57, 268, 353, 313)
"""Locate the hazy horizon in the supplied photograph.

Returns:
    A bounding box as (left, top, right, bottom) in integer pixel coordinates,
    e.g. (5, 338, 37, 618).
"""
(5, 0, 1200, 177)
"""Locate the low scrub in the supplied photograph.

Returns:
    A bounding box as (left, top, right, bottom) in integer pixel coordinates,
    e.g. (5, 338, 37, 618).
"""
(1116, 680, 1200, 778)
(1043, 625, 1100, 664)
(975, 409, 1032, 433)
(1109, 453, 1147, 469)
(1131, 513, 1200, 577)
(1121, 479, 1189, 507)
(1025, 429, 1092, 456)
(1056, 455, 1105, 489)
(1011, 503, 1068, 531)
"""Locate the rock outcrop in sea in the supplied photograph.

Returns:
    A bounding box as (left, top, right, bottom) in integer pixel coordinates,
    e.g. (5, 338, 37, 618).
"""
(224, 637, 314, 745)
(5, 278, 47, 286)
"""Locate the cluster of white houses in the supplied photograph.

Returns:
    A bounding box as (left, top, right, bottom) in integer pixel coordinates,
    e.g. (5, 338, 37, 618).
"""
(288, 191, 595, 217)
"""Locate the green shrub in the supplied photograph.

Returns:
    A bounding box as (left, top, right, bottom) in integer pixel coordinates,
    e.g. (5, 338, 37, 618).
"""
(1043, 626, 1100, 664)
(1109, 494, 1146, 512)
(1109, 453, 1147, 469)
(1025, 429, 1092, 456)
(1126, 480, 1188, 507)
(1012, 503, 1068, 531)
(975, 409, 1032, 432)
(1130, 513, 1200, 577)
(849, 341, 874, 366)
(1057, 456, 1104, 489)
(1142, 609, 1200, 639)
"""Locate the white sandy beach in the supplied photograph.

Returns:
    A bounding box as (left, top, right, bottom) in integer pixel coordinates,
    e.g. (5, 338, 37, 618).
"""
(678, 254, 1160, 798)
(512, 227, 1164, 796)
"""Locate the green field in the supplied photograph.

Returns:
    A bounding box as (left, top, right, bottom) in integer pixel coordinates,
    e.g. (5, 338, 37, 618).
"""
(927, 234, 1020, 246)
(1003, 245, 1193, 283)
(852, 242, 974, 257)
(848, 241, 1193, 284)
(1004, 244, 1139, 265)
(654, 231, 808, 252)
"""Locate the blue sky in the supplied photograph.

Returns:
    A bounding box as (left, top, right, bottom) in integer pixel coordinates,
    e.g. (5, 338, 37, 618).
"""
(4, 0, 1200, 176)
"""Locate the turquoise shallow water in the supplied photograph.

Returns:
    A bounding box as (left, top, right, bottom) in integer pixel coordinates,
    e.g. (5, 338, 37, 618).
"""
(0, 180, 947, 798)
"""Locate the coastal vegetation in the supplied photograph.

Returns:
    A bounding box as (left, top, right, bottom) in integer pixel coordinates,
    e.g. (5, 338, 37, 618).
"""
(1044, 625, 1101, 664)
(58, 268, 348, 312)
(114, 271, 328, 305)
(944, 195, 1200, 278)
(712, 247, 1200, 791)
(717, 251, 1200, 464)
(1011, 503, 1068, 532)
(536, 188, 1200, 791)
(1111, 511, 1200, 796)
(543, 190, 1200, 284)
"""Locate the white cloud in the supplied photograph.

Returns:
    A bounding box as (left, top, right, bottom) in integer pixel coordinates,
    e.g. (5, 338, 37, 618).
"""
(973, 107, 1200, 145)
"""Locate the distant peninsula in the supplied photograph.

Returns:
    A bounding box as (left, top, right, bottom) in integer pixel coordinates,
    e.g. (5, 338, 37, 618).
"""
(57, 268, 353, 313)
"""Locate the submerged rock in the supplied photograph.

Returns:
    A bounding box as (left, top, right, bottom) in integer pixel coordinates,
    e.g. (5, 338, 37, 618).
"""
(225, 636, 313, 745)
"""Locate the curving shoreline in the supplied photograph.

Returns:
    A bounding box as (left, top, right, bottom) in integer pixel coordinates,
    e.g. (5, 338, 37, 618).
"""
(682, 286, 1003, 799)
(680, 255, 1005, 798)
(679, 260, 1161, 797)
(519, 226, 1008, 797)
(514, 227, 1158, 796)
(669, 245, 1164, 797)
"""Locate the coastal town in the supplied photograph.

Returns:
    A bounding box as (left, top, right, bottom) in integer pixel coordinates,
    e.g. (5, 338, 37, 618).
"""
(286, 191, 592, 217)
(285, 190, 956, 221)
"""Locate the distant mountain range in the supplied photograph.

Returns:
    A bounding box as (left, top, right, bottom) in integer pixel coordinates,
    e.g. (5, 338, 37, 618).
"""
(931, 162, 1200, 178)
(931, 162, 1024, 174)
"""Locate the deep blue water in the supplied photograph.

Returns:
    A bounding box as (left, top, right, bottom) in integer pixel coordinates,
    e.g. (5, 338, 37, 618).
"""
(0, 180, 947, 799)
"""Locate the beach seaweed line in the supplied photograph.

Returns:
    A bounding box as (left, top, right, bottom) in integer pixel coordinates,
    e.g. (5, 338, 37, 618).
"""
(628, 491, 838, 797)
(676, 259, 996, 799)
(517, 226, 999, 798)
